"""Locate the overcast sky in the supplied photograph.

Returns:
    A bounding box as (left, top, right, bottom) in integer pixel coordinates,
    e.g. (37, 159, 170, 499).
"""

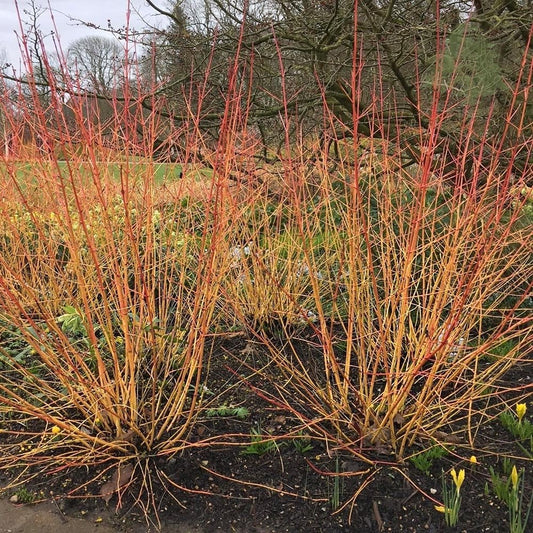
(0, 0, 164, 70)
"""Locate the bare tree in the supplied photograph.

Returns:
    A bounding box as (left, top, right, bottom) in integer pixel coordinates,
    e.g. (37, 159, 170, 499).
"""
(67, 36, 126, 94)
(141, 0, 531, 176)
(2, 1, 530, 173)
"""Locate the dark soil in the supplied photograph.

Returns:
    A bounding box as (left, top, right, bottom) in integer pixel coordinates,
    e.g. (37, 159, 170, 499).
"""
(1, 334, 531, 533)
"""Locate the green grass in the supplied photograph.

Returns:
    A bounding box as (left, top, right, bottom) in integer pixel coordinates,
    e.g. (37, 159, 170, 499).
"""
(0, 161, 213, 188)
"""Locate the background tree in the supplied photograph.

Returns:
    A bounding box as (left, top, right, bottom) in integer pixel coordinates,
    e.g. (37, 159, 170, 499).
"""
(66, 35, 126, 94)
(141, 0, 531, 175)
(2, 1, 530, 174)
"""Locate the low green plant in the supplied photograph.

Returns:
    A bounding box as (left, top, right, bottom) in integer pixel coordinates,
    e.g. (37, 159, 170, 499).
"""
(409, 444, 450, 475)
(488, 464, 532, 533)
(516, 438, 533, 459)
(292, 431, 313, 454)
(0, 323, 44, 377)
(508, 466, 533, 533)
(485, 339, 518, 361)
(435, 468, 464, 527)
(500, 404, 532, 441)
(13, 487, 36, 503)
(0, 336, 35, 369)
(329, 455, 345, 511)
(489, 464, 514, 503)
(56, 305, 88, 338)
(205, 405, 249, 420)
(241, 427, 281, 455)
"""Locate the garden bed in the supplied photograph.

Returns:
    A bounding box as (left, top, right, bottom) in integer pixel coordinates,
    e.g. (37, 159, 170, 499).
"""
(1, 334, 531, 532)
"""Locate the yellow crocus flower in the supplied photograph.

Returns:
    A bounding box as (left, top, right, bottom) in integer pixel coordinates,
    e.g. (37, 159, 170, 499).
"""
(516, 403, 526, 423)
(451, 468, 465, 490)
(510, 466, 519, 489)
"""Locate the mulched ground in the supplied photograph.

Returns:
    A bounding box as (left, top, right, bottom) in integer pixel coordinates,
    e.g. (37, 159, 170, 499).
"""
(1, 333, 531, 533)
